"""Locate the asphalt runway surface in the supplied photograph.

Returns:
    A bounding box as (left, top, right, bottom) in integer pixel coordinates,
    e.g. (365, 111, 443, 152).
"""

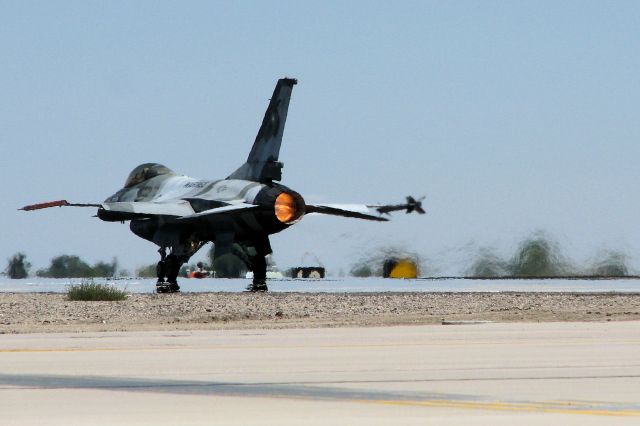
(2, 322, 639, 425)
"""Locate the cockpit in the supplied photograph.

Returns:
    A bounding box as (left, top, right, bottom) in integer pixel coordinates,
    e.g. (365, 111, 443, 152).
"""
(124, 163, 174, 188)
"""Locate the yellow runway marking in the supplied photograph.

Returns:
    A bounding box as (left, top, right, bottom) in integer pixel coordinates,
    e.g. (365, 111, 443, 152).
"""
(368, 399, 640, 417)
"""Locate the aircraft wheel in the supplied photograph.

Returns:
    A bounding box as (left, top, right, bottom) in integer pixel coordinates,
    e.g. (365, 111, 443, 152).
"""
(156, 283, 171, 293)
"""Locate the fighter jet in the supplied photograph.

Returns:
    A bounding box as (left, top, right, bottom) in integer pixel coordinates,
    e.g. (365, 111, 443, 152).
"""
(21, 78, 424, 292)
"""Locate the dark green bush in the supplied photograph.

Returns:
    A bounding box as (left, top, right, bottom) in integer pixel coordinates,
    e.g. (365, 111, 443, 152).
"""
(6, 253, 31, 279)
(590, 251, 629, 277)
(38, 255, 119, 278)
(466, 248, 508, 278)
(507, 235, 568, 277)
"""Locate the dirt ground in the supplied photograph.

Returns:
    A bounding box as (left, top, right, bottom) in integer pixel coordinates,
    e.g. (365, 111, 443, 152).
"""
(1, 292, 640, 334)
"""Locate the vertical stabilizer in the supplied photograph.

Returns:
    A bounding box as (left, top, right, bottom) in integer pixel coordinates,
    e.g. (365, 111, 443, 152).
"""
(228, 78, 297, 182)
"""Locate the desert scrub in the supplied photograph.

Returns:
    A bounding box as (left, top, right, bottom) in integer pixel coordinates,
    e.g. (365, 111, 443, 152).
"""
(67, 280, 128, 301)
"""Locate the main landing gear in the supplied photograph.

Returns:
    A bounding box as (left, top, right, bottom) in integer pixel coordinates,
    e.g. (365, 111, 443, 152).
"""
(156, 248, 181, 293)
(153, 239, 270, 294)
(245, 253, 268, 292)
(240, 242, 269, 293)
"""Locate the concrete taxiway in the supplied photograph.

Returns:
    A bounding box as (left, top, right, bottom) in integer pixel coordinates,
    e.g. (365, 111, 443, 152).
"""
(1, 322, 639, 425)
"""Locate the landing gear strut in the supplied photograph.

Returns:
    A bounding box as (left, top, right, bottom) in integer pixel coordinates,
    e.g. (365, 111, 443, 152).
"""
(243, 238, 270, 292)
(156, 248, 181, 293)
(246, 253, 268, 292)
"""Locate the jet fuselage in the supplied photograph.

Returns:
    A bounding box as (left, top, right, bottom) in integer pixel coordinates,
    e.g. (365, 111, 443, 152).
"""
(99, 169, 305, 250)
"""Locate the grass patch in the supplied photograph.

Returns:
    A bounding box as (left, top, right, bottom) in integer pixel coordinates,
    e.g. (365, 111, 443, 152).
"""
(67, 280, 128, 301)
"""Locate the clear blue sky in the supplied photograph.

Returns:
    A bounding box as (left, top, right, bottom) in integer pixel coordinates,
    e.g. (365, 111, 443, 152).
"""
(2, 1, 639, 275)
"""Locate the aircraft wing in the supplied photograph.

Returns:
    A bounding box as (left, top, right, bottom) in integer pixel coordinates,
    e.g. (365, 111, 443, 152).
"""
(305, 204, 389, 222)
(305, 196, 425, 221)
(20, 199, 196, 217)
(101, 201, 195, 217)
(20, 199, 257, 221)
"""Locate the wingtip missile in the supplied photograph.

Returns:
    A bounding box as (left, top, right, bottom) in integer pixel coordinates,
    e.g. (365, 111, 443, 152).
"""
(375, 195, 426, 216)
(406, 196, 426, 215)
(19, 200, 102, 211)
(19, 200, 70, 211)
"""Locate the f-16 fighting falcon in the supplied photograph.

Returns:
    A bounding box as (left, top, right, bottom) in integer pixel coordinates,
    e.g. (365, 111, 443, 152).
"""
(21, 78, 424, 292)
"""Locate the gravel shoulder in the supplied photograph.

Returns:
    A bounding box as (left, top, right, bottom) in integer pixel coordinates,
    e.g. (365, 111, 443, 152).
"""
(1, 292, 640, 334)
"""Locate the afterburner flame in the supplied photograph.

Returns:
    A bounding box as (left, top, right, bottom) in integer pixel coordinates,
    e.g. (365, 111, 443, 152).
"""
(275, 192, 300, 224)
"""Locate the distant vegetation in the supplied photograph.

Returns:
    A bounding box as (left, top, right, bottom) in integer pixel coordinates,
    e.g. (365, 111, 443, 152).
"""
(212, 254, 248, 278)
(5, 236, 635, 280)
(350, 264, 374, 278)
(5, 253, 31, 279)
(207, 244, 249, 278)
(467, 233, 633, 278)
(37, 255, 120, 278)
(507, 234, 569, 277)
(588, 250, 630, 277)
(466, 248, 508, 278)
(135, 263, 158, 278)
(67, 280, 128, 301)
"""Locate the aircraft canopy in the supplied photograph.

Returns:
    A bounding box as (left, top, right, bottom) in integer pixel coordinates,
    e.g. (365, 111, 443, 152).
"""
(124, 163, 174, 188)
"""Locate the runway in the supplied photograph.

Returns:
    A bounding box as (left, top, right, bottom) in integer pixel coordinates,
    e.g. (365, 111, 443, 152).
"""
(3, 276, 640, 293)
(1, 322, 639, 425)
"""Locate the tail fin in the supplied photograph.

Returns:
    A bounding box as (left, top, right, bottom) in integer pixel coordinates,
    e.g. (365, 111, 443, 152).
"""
(228, 78, 297, 183)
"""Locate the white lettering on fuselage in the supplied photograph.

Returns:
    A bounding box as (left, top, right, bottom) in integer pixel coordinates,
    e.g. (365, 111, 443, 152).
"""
(184, 181, 207, 188)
